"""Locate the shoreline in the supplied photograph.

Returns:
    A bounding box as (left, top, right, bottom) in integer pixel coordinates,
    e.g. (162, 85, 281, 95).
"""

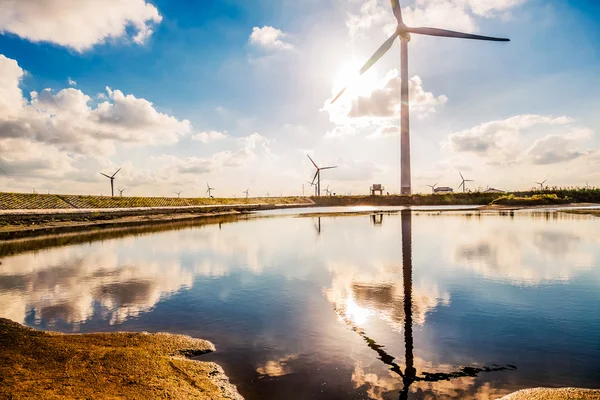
(2, 202, 599, 240)
(0, 203, 313, 240)
(0, 318, 243, 399)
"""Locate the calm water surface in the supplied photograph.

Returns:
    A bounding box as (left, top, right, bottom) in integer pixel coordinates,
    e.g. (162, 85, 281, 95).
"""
(1, 209, 599, 399)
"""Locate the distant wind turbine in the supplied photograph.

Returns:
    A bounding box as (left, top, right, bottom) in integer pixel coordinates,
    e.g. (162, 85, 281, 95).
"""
(324, 185, 332, 196)
(307, 154, 337, 197)
(331, 0, 509, 195)
(243, 188, 249, 199)
(266, 192, 270, 197)
(536, 179, 547, 190)
(100, 168, 121, 197)
(458, 172, 473, 193)
(118, 188, 126, 197)
(175, 190, 183, 198)
(427, 183, 438, 194)
(206, 182, 215, 198)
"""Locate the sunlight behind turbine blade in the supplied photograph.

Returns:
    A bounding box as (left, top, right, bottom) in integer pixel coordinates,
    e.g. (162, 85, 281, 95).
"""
(331, 33, 399, 104)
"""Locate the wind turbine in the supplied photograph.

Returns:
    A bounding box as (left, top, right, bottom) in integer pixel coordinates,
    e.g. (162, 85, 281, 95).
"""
(325, 185, 332, 196)
(118, 188, 126, 197)
(175, 190, 183, 198)
(266, 192, 270, 197)
(331, 0, 510, 195)
(206, 182, 214, 198)
(536, 179, 547, 190)
(427, 183, 438, 194)
(307, 155, 337, 197)
(100, 168, 121, 197)
(307, 180, 318, 197)
(243, 188, 249, 199)
(458, 172, 473, 193)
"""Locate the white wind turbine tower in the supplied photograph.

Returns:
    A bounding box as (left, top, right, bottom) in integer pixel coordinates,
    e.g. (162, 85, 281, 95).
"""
(331, 0, 510, 195)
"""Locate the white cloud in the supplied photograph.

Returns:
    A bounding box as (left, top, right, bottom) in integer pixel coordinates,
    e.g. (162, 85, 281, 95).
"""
(0, 55, 191, 159)
(348, 71, 448, 120)
(445, 115, 575, 164)
(0, 0, 162, 51)
(192, 130, 229, 143)
(67, 77, 77, 86)
(346, 0, 525, 37)
(249, 26, 294, 51)
(526, 128, 593, 165)
(325, 70, 447, 127)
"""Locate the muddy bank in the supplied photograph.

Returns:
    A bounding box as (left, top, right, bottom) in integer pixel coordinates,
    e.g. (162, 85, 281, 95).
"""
(499, 388, 600, 399)
(0, 318, 242, 399)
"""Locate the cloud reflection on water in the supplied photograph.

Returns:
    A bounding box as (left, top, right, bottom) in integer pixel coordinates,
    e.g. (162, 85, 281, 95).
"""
(449, 216, 598, 284)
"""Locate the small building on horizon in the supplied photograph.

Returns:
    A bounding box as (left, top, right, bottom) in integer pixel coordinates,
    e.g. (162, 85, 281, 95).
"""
(433, 186, 453, 193)
(483, 187, 505, 193)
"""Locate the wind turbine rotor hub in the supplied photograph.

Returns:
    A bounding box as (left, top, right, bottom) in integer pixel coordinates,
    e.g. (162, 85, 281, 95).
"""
(396, 24, 411, 42)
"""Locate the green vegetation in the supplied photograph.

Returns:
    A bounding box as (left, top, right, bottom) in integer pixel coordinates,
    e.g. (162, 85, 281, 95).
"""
(490, 193, 570, 206)
(311, 188, 600, 207)
(0, 192, 312, 210)
(1, 188, 598, 211)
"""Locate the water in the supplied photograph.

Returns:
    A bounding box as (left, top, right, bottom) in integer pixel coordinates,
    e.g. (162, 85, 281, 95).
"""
(1, 209, 599, 399)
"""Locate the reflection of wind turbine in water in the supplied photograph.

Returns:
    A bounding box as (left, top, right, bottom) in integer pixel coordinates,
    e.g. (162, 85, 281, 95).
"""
(334, 210, 516, 399)
(313, 217, 322, 235)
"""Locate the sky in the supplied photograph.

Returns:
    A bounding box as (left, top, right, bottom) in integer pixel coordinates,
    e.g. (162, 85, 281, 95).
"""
(0, 0, 599, 197)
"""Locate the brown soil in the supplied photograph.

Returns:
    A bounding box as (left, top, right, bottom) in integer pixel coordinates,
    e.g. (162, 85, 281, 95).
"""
(0, 318, 243, 399)
(499, 388, 600, 399)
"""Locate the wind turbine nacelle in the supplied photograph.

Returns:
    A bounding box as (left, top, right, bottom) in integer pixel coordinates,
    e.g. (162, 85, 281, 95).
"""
(396, 24, 411, 42)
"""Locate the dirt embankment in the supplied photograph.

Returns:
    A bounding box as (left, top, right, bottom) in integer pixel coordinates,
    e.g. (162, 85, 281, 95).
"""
(0, 318, 242, 399)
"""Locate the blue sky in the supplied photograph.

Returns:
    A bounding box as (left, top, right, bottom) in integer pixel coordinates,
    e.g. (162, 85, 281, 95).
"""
(0, 0, 599, 196)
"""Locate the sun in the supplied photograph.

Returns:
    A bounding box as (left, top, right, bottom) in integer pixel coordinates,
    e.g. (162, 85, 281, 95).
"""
(331, 61, 380, 100)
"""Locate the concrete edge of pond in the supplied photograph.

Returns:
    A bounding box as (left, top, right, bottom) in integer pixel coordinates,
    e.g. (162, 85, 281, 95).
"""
(0, 318, 244, 399)
(498, 387, 600, 399)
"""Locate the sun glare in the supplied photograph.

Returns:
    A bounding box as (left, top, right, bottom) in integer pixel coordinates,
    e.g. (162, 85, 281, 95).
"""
(332, 62, 380, 99)
(345, 296, 372, 325)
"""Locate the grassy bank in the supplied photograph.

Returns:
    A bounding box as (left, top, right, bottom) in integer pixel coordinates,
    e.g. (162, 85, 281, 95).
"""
(311, 189, 600, 207)
(0, 318, 242, 399)
(0, 192, 312, 210)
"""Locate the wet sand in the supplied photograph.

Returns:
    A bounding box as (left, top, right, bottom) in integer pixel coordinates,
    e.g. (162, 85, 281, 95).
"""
(0, 318, 242, 399)
(499, 387, 600, 399)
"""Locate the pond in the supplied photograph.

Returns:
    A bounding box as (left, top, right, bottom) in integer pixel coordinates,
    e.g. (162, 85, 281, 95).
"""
(1, 209, 599, 399)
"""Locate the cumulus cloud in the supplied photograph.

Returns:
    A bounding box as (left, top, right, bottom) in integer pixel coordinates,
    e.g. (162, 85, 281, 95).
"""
(0, 55, 191, 159)
(323, 70, 447, 139)
(0, 0, 162, 51)
(347, 71, 448, 120)
(445, 115, 577, 164)
(346, 0, 524, 37)
(249, 26, 293, 51)
(192, 130, 229, 143)
(526, 128, 593, 165)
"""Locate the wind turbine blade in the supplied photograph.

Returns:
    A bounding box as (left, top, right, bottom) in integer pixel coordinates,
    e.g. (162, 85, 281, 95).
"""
(307, 154, 319, 169)
(112, 168, 121, 178)
(407, 27, 510, 42)
(0, 166, 7, 176)
(459, 172, 464, 180)
(390, 0, 403, 23)
(321, 166, 337, 170)
(331, 33, 399, 104)
(100, 173, 111, 178)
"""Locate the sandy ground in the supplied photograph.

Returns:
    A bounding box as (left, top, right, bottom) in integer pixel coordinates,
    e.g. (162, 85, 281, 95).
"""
(499, 388, 600, 399)
(0, 318, 243, 399)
